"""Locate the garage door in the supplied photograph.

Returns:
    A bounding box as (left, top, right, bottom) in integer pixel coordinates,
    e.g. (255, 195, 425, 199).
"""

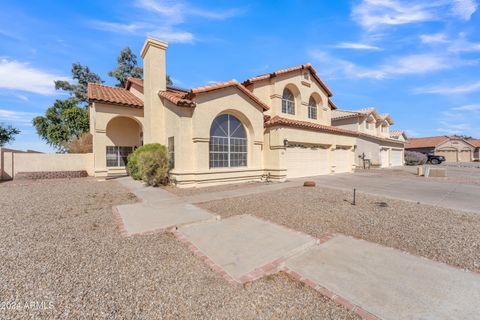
(458, 150, 472, 162)
(380, 149, 389, 168)
(333, 148, 351, 173)
(286, 145, 329, 178)
(437, 150, 457, 162)
(390, 149, 403, 167)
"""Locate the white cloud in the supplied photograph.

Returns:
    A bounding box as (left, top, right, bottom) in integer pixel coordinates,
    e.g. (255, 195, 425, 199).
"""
(451, 0, 478, 20)
(452, 104, 480, 111)
(89, 21, 148, 33)
(0, 59, 66, 95)
(0, 108, 38, 124)
(334, 42, 382, 50)
(416, 81, 480, 94)
(310, 51, 462, 80)
(149, 29, 194, 43)
(136, 0, 244, 20)
(352, 0, 478, 30)
(420, 33, 449, 43)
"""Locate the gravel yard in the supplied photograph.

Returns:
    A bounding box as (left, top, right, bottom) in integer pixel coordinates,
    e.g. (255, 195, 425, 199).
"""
(163, 181, 267, 196)
(0, 178, 357, 319)
(200, 186, 480, 273)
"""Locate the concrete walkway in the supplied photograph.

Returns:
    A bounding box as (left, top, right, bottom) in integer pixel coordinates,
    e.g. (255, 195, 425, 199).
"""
(286, 235, 480, 320)
(115, 178, 216, 235)
(114, 177, 480, 320)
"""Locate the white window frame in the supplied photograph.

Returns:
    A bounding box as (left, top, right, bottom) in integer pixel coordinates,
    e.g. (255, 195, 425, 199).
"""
(209, 114, 247, 168)
(282, 89, 295, 115)
(308, 97, 318, 120)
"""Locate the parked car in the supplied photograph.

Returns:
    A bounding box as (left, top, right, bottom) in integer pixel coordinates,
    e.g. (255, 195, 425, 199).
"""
(426, 153, 445, 165)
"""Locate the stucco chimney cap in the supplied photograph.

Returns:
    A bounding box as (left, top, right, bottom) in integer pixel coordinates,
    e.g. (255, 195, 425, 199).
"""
(141, 37, 169, 58)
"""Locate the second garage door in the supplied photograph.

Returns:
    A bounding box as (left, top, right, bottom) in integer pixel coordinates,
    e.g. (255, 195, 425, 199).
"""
(437, 150, 457, 162)
(333, 148, 351, 173)
(458, 150, 472, 162)
(286, 145, 329, 178)
(390, 149, 403, 167)
(380, 149, 389, 167)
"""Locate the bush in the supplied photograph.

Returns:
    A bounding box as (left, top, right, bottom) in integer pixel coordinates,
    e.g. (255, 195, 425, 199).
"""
(127, 144, 163, 180)
(405, 151, 427, 166)
(138, 147, 169, 186)
(63, 133, 92, 153)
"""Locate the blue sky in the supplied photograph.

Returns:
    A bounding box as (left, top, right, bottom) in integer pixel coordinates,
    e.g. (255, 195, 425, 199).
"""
(1, 0, 479, 152)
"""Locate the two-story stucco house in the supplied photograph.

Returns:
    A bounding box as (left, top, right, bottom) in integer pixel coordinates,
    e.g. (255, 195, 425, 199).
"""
(87, 37, 367, 187)
(331, 108, 405, 168)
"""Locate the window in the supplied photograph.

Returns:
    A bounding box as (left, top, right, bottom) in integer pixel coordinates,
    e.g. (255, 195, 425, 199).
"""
(303, 71, 310, 81)
(106, 146, 133, 167)
(168, 136, 175, 169)
(209, 114, 247, 168)
(282, 89, 295, 114)
(308, 97, 317, 119)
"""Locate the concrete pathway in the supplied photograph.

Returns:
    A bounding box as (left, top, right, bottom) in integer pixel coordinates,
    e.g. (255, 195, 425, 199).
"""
(178, 215, 316, 282)
(286, 235, 480, 320)
(115, 177, 216, 235)
(114, 177, 480, 319)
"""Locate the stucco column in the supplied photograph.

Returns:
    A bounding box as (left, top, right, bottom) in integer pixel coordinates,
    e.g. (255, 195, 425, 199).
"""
(93, 129, 108, 180)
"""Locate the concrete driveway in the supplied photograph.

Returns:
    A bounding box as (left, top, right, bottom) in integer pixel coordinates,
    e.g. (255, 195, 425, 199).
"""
(302, 168, 480, 213)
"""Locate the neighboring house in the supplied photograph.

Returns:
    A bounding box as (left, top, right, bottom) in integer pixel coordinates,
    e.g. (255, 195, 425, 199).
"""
(405, 136, 476, 162)
(331, 108, 405, 168)
(468, 139, 480, 161)
(87, 37, 367, 187)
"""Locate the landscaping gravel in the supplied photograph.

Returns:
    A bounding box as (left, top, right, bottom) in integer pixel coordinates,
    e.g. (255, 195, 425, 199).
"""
(0, 178, 357, 319)
(163, 181, 267, 197)
(200, 186, 480, 273)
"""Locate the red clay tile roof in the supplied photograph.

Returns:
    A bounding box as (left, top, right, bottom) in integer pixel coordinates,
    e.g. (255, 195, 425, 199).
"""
(158, 88, 195, 107)
(264, 116, 358, 137)
(405, 136, 450, 149)
(88, 83, 143, 108)
(328, 99, 337, 110)
(243, 64, 333, 97)
(125, 77, 144, 92)
(467, 139, 480, 147)
(159, 80, 270, 111)
(390, 130, 406, 139)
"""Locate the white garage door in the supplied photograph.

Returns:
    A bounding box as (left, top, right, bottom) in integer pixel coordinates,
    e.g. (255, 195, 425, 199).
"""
(380, 149, 389, 168)
(286, 145, 329, 178)
(390, 149, 403, 167)
(333, 148, 351, 173)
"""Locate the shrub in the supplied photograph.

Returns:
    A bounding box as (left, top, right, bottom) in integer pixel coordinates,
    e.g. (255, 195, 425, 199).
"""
(127, 143, 163, 180)
(405, 151, 427, 166)
(138, 147, 169, 186)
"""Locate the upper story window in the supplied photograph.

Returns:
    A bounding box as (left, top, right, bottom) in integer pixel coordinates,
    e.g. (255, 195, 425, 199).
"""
(303, 71, 310, 81)
(282, 89, 295, 115)
(308, 97, 317, 120)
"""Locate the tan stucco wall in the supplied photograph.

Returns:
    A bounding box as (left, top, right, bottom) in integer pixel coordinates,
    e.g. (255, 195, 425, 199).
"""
(0, 148, 36, 180)
(248, 70, 332, 126)
(264, 126, 356, 179)
(91, 102, 144, 179)
(332, 117, 360, 131)
(13, 153, 94, 177)
(167, 86, 265, 187)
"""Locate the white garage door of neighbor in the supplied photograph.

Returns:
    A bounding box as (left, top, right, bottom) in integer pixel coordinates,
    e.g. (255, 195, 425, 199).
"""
(380, 149, 389, 167)
(390, 149, 403, 167)
(333, 148, 351, 173)
(286, 146, 329, 178)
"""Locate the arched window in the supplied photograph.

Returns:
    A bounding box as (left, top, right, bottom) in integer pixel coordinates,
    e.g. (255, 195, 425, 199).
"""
(209, 114, 247, 168)
(308, 96, 317, 119)
(282, 89, 295, 114)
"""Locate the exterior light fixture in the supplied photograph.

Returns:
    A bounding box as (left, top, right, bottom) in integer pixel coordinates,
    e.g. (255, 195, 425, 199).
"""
(283, 139, 289, 147)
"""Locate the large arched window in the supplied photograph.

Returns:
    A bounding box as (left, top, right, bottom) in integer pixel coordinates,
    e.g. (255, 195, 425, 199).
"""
(308, 96, 317, 120)
(282, 89, 295, 114)
(209, 114, 247, 168)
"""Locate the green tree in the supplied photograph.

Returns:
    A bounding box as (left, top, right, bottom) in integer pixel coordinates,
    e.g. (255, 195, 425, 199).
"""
(33, 98, 89, 150)
(109, 47, 143, 88)
(0, 123, 20, 147)
(166, 74, 173, 86)
(55, 63, 103, 104)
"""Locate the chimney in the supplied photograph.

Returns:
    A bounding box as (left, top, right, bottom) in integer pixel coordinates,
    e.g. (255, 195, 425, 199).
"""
(140, 37, 168, 144)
